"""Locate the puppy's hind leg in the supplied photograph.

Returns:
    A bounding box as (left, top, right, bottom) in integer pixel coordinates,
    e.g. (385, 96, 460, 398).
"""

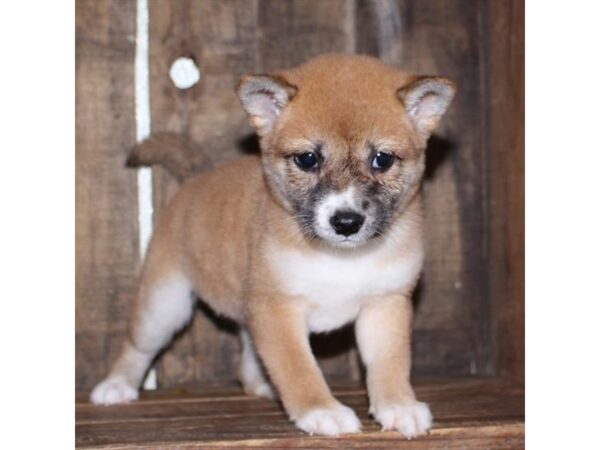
(238, 329, 276, 400)
(90, 270, 195, 405)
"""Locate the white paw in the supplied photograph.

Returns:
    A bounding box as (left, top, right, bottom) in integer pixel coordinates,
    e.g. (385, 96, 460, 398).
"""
(295, 404, 362, 436)
(90, 377, 138, 405)
(372, 401, 432, 439)
(244, 380, 277, 400)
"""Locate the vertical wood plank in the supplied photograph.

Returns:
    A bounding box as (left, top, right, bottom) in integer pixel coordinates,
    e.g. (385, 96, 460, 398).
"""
(149, 0, 261, 387)
(483, 0, 525, 382)
(257, 0, 355, 71)
(75, 0, 139, 389)
(356, 0, 493, 376)
(403, 0, 492, 376)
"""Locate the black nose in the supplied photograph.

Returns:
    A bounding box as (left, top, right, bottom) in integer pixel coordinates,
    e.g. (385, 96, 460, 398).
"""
(330, 211, 365, 236)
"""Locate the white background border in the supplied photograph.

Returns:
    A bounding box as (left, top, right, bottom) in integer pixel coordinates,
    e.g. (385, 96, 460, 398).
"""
(1, 0, 600, 448)
(0, 1, 74, 448)
(526, 1, 600, 448)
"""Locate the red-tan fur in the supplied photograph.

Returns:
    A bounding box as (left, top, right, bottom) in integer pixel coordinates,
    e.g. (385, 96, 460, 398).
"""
(91, 54, 456, 438)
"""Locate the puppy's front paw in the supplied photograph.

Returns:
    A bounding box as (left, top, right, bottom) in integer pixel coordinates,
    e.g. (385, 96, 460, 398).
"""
(372, 401, 432, 439)
(295, 404, 361, 436)
(90, 377, 138, 405)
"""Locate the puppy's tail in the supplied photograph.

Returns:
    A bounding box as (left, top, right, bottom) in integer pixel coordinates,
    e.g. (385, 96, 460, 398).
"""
(126, 132, 206, 183)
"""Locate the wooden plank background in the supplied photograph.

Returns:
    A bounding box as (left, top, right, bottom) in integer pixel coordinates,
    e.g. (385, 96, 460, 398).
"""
(75, 0, 525, 389)
(75, 0, 140, 389)
(484, 0, 525, 384)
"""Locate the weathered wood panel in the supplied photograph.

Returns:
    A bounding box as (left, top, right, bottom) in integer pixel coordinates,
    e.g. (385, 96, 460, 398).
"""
(75, 0, 139, 389)
(147, 0, 261, 389)
(356, 0, 493, 377)
(76, 377, 524, 449)
(405, 0, 493, 377)
(257, 0, 355, 71)
(75, 0, 524, 389)
(483, 0, 525, 382)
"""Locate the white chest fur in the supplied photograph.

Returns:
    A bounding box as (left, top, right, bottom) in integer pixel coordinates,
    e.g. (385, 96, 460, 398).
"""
(269, 240, 423, 333)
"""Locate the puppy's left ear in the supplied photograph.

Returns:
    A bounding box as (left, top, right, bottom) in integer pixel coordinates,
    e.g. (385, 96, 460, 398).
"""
(397, 76, 456, 138)
(237, 75, 297, 137)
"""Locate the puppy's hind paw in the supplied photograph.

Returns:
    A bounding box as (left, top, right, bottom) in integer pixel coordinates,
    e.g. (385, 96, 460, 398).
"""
(243, 380, 278, 400)
(295, 404, 362, 436)
(90, 377, 138, 405)
(372, 401, 432, 439)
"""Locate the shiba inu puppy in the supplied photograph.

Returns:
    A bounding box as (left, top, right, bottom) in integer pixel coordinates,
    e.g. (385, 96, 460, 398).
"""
(90, 54, 456, 438)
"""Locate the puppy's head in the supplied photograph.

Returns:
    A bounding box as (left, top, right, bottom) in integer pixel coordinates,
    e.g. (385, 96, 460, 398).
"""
(237, 54, 455, 248)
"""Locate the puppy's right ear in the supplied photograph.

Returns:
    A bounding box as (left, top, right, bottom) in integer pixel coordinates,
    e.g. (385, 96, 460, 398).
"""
(237, 75, 297, 136)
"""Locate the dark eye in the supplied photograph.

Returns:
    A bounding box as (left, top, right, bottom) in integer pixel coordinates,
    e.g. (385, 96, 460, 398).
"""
(294, 152, 319, 171)
(371, 151, 394, 171)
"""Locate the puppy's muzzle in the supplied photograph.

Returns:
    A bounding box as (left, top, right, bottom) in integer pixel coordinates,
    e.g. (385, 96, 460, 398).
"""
(330, 210, 365, 236)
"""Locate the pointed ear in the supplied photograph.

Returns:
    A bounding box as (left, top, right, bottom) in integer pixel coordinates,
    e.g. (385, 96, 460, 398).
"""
(237, 75, 297, 136)
(397, 76, 456, 138)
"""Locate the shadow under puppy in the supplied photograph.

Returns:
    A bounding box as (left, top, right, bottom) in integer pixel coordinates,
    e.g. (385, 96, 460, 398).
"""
(91, 54, 456, 438)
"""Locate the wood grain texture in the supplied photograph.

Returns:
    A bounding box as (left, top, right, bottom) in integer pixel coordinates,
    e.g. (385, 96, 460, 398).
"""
(483, 0, 525, 383)
(75, 0, 524, 390)
(257, 0, 354, 71)
(76, 377, 524, 449)
(356, 0, 493, 377)
(75, 0, 140, 390)
(148, 0, 261, 389)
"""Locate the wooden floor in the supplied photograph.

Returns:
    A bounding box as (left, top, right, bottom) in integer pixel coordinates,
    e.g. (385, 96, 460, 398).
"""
(76, 377, 524, 449)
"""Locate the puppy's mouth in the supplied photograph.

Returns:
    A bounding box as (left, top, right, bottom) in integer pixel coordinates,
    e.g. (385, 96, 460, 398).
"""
(293, 187, 387, 248)
(294, 210, 377, 247)
(320, 226, 378, 247)
(328, 235, 372, 248)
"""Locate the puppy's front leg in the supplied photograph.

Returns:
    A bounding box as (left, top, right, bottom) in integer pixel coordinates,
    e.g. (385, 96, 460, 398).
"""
(356, 295, 432, 439)
(248, 298, 361, 436)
